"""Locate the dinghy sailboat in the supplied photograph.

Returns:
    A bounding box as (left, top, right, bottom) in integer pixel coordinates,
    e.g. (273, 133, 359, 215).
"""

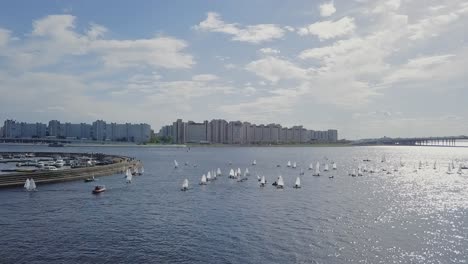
(276, 176, 284, 189)
(287, 161, 291, 167)
(293, 177, 301, 188)
(308, 163, 313, 170)
(324, 164, 329, 171)
(252, 160, 257, 165)
(292, 162, 297, 169)
(313, 162, 320, 176)
(181, 179, 189, 191)
(24, 178, 36, 191)
(174, 160, 179, 168)
(332, 162, 337, 170)
(245, 168, 250, 176)
(126, 169, 133, 183)
(229, 169, 235, 178)
(216, 168, 222, 176)
(200, 174, 207, 185)
(260, 176, 266, 187)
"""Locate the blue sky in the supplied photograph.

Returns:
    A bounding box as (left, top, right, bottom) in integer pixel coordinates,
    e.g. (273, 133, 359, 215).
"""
(0, 0, 467, 139)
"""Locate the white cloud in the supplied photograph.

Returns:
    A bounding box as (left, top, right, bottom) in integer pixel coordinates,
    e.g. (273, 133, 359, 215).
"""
(298, 16, 356, 41)
(259, 47, 280, 54)
(245, 56, 309, 83)
(319, 2, 336, 17)
(192, 74, 218, 82)
(5, 14, 195, 70)
(195, 12, 285, 44)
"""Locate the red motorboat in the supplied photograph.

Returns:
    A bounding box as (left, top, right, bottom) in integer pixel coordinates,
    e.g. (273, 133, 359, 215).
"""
(92, 185, 106, 194)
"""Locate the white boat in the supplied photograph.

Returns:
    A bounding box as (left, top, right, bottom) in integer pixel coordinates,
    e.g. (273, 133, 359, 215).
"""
(174, 160, 179, 168)
(134, 167, 139, 175)
(457, 165, 463, 175)
(358, 167, 363, 176)
(351, 169, 356, 177)
(313, 162, 320, 176)
(237, 168, 241, 176)
(24, 178, 30, 190)
(216, 168, 222, 176)
(245, 168, 250, 176)
(324, 164, 329, 171)
(287, 161, 291, 167)
(126, 169, 133, 183)
(292, 162, 297, 169)
(229, 169, 235, 178)
(207, 171, 212, 181)
(181, 179, 189, 191)
(29, 178, 36, 191)
(332, 162, 337, 170)
(293, 177, 301, 188)
(252, 160, 257, 165)
(308, 163, 313, 170)
(447, 163, 453, 174)
(140, 167, 145, 175)
(257, 175, 261, 181)
(277, 176, 284, 189)
(200, 174, 207, 185)
(260, 176, 266, 187)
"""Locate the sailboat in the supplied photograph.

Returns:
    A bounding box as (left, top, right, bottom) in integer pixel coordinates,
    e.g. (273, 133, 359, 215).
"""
(313, 162, 320, 176)
(293, 177, 301, 188)
(257, 175, 261, 181)
(292, 162, 297, 169)
(299, 168, 304, 175)
(351, 169, 356, 177)
(252, 160, 257, 165)
(174, 160, 179, 168)
(332, 162, 337, 170)
(140, 166, 144, 175)
(324, 164, 329, 171)
(308, 163, 313, 170)
(206, 171, 212, 181)
(24, 178, 36, 191)
(287, 161, 291, 167)
(126, 169, 133, 183)
(134, 167, 139, 176)
(236, 168, 241, 176)
(433, 161, 437, 170)
(200, 174, 207, 185)
(276, 176, 284, 189)
(229, 169, 235, 178)
(357, 167, 363, 176)
(260, 176, 266, 187)
(181, 179, 189, 191)
(457, 164, 463, 175)
(245, 168, 250, 176)
(447, 163, 453, 174)
(216, 168, 222, 176)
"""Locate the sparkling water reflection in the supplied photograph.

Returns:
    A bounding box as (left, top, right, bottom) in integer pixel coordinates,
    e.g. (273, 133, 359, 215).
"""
(0, 145, 467, 263)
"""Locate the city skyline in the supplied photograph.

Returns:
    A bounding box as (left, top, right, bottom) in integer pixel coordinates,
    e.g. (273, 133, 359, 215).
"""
(0, 1, 467, 139)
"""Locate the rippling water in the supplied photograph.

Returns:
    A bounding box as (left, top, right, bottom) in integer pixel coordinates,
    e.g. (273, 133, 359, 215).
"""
(1, 145, 467, 263)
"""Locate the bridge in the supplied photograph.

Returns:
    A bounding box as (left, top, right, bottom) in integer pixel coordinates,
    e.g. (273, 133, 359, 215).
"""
(353, 136, 468, 147)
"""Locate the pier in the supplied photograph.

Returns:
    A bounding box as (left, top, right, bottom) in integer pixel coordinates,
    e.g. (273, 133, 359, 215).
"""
(353, 136, 468, 147)
(0, 152, 141, 188)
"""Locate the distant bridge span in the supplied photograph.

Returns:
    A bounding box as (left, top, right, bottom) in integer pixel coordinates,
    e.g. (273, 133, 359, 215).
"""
(354, 136, 468, 147)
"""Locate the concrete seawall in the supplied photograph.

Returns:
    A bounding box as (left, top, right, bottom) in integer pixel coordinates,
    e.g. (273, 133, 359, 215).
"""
(0, 152, 141, 188)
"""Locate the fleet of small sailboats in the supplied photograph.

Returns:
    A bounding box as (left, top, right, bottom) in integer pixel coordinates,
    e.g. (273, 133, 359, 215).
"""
(24, 178, 36, 191)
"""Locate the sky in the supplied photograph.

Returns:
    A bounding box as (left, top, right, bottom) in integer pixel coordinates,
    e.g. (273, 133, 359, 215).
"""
(0, 0, 467, 139)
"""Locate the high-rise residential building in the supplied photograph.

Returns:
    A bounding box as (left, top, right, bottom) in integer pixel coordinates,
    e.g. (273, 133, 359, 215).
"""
(159, 119, 338, 145)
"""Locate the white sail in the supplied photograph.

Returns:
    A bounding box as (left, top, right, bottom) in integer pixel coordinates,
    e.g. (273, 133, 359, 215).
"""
(245, 168, 250, 176)
(294, 177, 301, 188)
(29, 178, 36, 190)
(287, 161, 291, 167)
(252, 160, 257, 165)
(229, 169, 235, 177)
(126, 170, 133, 182)
(352, 169, 356, 176)
(237, 168, 241, 176)
(24, 179, 30, 189)
(292, 162, 297, 168)
(217, 168, 222, 176)
(207, 171, 212, 181)
(332, 162, 337, 170)
(200, 174, 207, 184)
(141, 167, 145, 174)
(277, 176, 284, 188)
(174, 160, 179, 168)
(315, 162, 320, 175)
(182, 179, 189, 189)
(308, 163, 313, 170)
(134, 167, 139, 175)
(324, 164, 329, 171)
(260, 176, 266, 185)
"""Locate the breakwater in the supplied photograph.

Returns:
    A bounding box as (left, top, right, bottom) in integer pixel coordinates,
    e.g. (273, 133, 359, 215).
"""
(0, 152, 141, 188)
